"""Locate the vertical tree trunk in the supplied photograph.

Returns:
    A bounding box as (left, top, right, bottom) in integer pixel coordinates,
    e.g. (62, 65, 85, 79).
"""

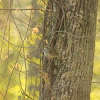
(40, 0, 98, 100)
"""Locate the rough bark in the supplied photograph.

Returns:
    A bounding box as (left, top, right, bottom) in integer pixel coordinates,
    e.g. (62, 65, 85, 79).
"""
(40, 0, 98, 100)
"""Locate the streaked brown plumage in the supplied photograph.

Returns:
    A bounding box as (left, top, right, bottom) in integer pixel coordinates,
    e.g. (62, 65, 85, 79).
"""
(43, 47, 59, 59)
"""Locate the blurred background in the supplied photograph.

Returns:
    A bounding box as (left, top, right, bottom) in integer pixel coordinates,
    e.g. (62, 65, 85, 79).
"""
(0, 0, 100, 100)
(91, 0, 100, 99)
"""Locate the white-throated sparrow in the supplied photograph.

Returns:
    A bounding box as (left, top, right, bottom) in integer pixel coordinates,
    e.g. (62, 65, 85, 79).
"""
(43, 47, 59, 59)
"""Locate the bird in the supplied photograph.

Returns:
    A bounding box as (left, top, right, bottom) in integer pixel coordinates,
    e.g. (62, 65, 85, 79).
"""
(43, 47, 58, 59)
(43, 47, 61, 59)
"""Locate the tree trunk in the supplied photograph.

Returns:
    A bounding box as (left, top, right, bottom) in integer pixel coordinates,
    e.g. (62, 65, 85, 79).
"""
(40, 0, 98, 100)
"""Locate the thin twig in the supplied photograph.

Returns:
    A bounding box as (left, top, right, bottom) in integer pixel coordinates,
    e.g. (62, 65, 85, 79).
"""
(0, 8, 45, 12)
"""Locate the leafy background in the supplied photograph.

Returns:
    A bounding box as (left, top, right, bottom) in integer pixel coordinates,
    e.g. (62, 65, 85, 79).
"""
(91, 1, 100, 99)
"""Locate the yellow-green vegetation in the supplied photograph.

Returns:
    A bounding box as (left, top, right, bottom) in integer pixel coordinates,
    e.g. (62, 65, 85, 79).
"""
(91, 39, 100, 100)
(90, 1, 100, 100)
